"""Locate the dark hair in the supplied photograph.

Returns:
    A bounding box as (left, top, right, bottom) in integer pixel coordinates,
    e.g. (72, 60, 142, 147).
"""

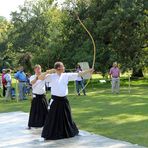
(76, 64, 82, 71)
(54, 62, 63, 69)
(6, 69, 11, 73)
(76, 64, 81, 68)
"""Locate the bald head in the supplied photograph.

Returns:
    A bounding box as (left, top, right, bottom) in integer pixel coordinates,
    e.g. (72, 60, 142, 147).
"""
(113, 62, 118, 67)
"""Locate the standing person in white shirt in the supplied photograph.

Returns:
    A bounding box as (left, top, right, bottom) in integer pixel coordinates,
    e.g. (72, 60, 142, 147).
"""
(75, 64, 86, 96)
(42, 61, 93, 140)
(4, 69, 12, 101)
(28, 65, 55, 129)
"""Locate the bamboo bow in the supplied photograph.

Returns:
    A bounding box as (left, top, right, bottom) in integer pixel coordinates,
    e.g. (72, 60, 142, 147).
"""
(72, 1, 96, 92)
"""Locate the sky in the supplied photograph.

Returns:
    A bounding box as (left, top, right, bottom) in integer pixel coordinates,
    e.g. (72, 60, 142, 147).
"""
(0, 0, 65, 20)
(0, 0, 25, 19)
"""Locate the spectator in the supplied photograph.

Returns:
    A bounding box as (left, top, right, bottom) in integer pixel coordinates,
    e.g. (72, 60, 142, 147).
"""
(1, 69, 7, 97)
(14, 66, 27, 100)
(4, 69, 12, 100)
(109, 62, 120, 94)
(75, 64, 86, 96)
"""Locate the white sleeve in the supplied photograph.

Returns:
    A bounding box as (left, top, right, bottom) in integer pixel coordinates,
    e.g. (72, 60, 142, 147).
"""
(29, 75, 36, 83)
(45, 74, 52, 83)
(4, 74, 10, 82)
(67, 73, 78, 81)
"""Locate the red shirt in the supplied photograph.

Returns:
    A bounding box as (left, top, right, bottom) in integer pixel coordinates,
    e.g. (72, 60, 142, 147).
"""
(2, 73, 7, 85)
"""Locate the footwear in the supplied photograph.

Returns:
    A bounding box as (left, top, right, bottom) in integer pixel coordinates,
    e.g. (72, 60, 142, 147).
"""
(26, 127, 31, 130)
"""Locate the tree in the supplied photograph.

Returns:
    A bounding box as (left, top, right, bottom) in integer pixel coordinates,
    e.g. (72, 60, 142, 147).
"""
(8, 0, 64, 70)
(61, 0, 147, 76)
(0, 16, 12, 52)
(1, 0, 147, 76)
(18, 52, 33, 73)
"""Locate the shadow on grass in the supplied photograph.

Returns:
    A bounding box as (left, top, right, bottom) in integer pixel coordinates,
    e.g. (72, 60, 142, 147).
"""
(69, 86, 148, 147)
(0, 79, 147, 146)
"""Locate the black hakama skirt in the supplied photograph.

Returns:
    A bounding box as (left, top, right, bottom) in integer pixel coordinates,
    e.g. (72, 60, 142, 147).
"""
(41, 95, 79, 140)
(28, 94, 48, 128)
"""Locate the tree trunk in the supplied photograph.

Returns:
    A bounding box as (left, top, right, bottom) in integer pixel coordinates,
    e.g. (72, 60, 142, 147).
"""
(132, 68, 144, 77)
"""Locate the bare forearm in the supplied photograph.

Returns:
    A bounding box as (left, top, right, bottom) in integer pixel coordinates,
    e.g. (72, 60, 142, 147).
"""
(31, 77, 38, 85)
(41, 69, 54, 77)
(38, 69, 55, 80)
(46, 69, 56, 74)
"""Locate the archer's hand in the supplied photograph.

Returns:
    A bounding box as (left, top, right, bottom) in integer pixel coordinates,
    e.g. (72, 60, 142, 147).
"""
(38, 75, 45, 80)
(89, 68, 94, 74)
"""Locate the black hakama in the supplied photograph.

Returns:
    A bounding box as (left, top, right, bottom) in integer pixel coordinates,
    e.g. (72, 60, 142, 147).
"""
(41, 95, 79, 140)
(28, 94, 48, 128)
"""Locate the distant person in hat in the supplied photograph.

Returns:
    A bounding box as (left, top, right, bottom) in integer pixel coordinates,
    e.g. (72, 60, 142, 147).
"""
(109, 62, 120, 94)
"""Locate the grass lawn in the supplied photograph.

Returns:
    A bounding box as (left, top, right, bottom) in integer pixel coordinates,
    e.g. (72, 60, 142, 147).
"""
(0, 77, 148, 147)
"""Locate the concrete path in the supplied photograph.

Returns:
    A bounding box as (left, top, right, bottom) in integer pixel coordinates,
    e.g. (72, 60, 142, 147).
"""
(0, 112, 144, 148)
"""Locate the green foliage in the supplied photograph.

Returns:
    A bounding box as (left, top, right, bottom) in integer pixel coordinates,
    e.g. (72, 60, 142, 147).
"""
(8, 0, 65, 69)
(18, 52, 33, 73)
(0, 17, 11, 52)
(0, 0, 147, 76)
(62, 0, 147, 74)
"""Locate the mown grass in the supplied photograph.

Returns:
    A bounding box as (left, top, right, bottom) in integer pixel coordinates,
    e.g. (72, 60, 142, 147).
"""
(0, 77, 147, 147)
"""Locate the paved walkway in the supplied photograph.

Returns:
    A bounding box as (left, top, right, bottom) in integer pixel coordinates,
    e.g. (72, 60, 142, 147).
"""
(0, 112, 144, 148)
